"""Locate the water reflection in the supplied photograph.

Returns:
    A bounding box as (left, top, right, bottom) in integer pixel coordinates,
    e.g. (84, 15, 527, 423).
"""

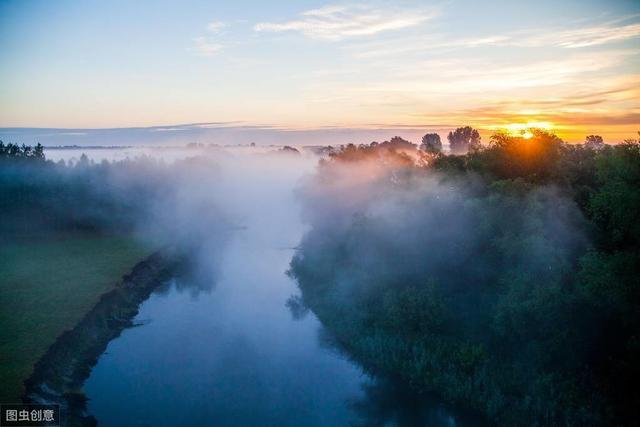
(285, 295, 310, 320)
(349, 379, 462, 427)
(290, 308, 484, 427)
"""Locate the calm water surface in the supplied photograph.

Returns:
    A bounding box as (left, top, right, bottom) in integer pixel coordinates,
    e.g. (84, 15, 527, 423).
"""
(84, 155, 475, 426)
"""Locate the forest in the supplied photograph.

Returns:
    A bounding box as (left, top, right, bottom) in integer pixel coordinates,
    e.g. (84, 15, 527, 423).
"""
(289, 129, 640, 425)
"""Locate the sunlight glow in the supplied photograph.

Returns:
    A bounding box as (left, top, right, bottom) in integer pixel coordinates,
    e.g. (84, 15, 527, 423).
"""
(491, 121, 555, 138)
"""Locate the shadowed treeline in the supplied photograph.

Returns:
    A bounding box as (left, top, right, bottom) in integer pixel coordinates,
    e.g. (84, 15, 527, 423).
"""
(0, 141, 233, 252)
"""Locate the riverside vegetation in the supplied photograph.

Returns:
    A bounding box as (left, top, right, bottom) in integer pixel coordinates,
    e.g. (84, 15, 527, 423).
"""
(289, 130, 640, 425)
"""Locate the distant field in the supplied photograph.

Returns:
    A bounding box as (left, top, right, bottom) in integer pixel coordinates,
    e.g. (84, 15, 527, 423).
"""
(0, 233, 152, 402)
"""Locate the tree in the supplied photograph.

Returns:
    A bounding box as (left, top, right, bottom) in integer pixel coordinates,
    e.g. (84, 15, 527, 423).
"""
(585, 135, 604, 150)
(280, 145, 300, 154)
(32, 143, 45, 160)
(468, 130, 564, 182)
(420, 133, 442, 154)
(589, 139, 640, 249)
(448, 126, 481, 154)
(623, 131, 640, 145)
(380, 136, 416, 151)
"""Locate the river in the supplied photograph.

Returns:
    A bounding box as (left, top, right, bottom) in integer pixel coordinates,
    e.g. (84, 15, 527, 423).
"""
(80, 150, 477, 426)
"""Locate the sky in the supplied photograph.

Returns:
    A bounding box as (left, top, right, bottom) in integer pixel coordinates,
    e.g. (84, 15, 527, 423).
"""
(0, 0, 639, 143)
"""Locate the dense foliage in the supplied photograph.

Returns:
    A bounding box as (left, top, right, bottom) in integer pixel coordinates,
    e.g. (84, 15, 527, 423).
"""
(420, 133, 442, 154)
(289, 132, 640, 425)
(447, 126, 482, 154)
(0, 146, 157, 238)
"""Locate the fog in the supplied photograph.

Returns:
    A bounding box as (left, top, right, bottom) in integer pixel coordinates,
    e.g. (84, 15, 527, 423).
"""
(73, 146, 478, 426)
(98, 147, 318, 292)
(3, 142, 603, 425)
(22, 144, 483, 425)
(4, 145, 317, 264)
(296, 155, 589, 291)
(286, 147, 601, 423)
(35, 141, 590, 294)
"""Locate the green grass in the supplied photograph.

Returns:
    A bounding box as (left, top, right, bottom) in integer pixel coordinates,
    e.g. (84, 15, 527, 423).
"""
(0, 233, 152, 402)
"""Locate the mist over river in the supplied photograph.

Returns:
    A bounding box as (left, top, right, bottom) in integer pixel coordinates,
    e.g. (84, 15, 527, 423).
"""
(4, 0, 638, 423)
(65, 147, 477, 427)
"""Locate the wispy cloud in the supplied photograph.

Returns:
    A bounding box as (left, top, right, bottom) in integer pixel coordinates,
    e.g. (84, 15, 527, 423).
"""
(254, 4, 437, 41)
(399, 73, 640, 141)
(333, 51, 631, 95)
(190, 21, 227, 56)
(207, 21, 227, 33)
(346, 19, 640, 59)
(295, 49, 638, 138)
(346, 35, 511, 59)
(190, 36, 223, 56)
(518, 21, 640, 48)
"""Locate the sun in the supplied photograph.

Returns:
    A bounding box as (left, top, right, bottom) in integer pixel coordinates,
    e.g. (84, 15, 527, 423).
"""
(498, 121, 554, 138)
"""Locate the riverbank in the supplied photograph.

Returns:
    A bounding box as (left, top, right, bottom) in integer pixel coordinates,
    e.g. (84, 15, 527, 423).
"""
(0, 233, 152, 403)
(22, 250, 178, 427)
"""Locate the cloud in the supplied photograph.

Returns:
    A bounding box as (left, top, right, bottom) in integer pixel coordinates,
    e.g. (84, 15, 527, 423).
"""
(207, 21, 227, 33)
(400, 75, 640, 141)
(335, 51, 630, 95)
(189, 21, 228, 57)
(345, 19, 640, 59)
(346, 35, 511, 59)
(295, 48, 638, 141)
(254, 4, 437, 41)
(190, 36, 223, 56)
(518, 22, 640, 49)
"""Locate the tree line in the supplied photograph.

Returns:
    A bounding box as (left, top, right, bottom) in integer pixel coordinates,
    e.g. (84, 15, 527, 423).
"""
(0, 141, 45, 161)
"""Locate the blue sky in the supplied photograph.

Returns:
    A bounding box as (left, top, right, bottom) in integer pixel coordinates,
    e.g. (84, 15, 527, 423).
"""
(1, 0, 638, 142)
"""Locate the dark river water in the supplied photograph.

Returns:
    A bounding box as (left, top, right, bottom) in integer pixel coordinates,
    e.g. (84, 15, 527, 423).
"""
(83, 154, 478, 426)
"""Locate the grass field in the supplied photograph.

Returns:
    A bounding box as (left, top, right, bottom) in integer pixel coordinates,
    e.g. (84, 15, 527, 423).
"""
(0, 233, 152, 402)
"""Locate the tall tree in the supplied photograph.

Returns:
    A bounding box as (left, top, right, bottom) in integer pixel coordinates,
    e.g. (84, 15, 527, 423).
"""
(420, 133, 442, 154)
(448, 126, 481, 154)
(585, 135, 604, 150)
